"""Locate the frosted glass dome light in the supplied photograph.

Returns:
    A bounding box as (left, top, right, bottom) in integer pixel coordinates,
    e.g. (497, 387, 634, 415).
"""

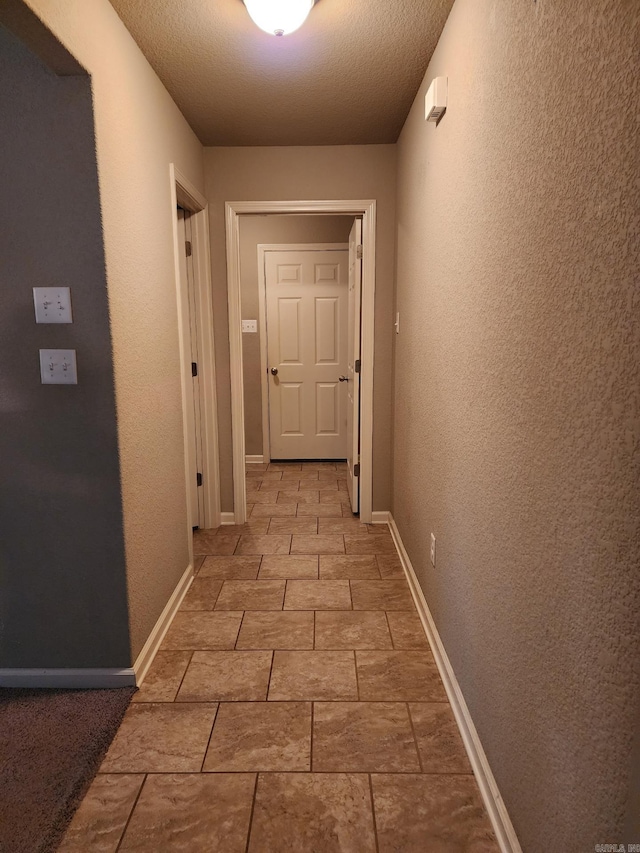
(244, 0, 314, 36)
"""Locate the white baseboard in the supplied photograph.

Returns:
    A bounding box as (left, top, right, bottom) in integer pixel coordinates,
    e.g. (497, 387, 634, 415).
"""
(370, 510, 390, 524)
(220, 512, 236, 525)
(245, 455, 264, 464)
(388, 514, 522, 853)
(132, 561, 194, 687)
(0, 668, 136, 688)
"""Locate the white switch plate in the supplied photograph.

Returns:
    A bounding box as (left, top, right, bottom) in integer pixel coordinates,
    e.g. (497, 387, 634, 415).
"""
(242, 319, 258, 333)
(39, 349, 78, 384)
(33, 287, 73, 323)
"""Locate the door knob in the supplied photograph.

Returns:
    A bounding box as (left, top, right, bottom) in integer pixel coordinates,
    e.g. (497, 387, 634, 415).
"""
(339, 375, 348, 382)
(270, 367, 278, 376)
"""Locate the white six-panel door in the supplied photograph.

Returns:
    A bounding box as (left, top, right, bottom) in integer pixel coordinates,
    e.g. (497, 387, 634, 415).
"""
(265, 249, 349, 459)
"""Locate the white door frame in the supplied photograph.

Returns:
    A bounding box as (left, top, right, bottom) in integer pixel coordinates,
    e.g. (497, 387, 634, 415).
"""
(225, 200, 376, 524)
(170, 164, 221, 547)
(257, 242, 350, 463)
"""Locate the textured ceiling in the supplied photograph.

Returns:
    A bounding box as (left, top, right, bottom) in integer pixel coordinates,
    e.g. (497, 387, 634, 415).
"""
(107, 0, 455, 146)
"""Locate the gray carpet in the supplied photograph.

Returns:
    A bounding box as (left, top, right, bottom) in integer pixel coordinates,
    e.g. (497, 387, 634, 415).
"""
(0, 686, 135, 853)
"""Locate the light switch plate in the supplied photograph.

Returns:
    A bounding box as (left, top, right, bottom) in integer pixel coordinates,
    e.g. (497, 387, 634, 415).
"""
(242, 319, 258, 333)
(33, 287, 73, 323)
(39, 349, 78, 384)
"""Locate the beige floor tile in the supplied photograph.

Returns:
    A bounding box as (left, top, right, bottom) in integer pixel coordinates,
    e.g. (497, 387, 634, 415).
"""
(100, 703, 217, 772)
(376, 553, 405, 578)
(302, 462, 337, 470)
(258, 554, 318, 578)
(342, 504, 358, 516)
(58, 774, 144, 853)
(319, 555, 380, 579)
(236, 611, 314, 649)
(296, 503, 344, 517)
(132, 651, 191, 703)
(215, 520, 271, 534)
(198, 556, 261, 579)
(367, 523, 391, 536)
(203, 702, 311, 771)
(269, 651, 358, 700)
(246, 465, 268, 474)
(290, 534, 345, 555)
(119, 773, 255, 852)
(249, 504, 298, 518)
(258, 471, 284, 480)
(318, 518, 371, 535)
(299, 480, 339, 491)
(284, 580, 352, 610)
(386, 611, 430, 649)
(314, 611, 392, 650)
(177, 651, 273, 701)
(409, 703, 472, 773)
(282, 469, 319, 479)
(371, 774, 499, 853)
(255, 479, 288, 491)
(350, 580, 415, 611)
(180, 578, 223, 610)
(235, 534, 292, 554)
(248, 773, 376, 853)
(193, 533, 239, 556)
(268, 463, 302, 471)
(245, 490, 279, 505)
(277, 489, 320, 503)
(344, 535, 397, 555)
(267, 518, 318, 535)
(194, 555, 205, 574)
(215, 580, 285, 610)
(161, 611, 242, 650)
(356, 651, 447, 701)
(312, 702, 420, 772)
(320, 491, 352, 504)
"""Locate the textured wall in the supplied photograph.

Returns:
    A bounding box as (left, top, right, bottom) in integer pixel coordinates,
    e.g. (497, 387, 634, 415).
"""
(13, 0, 206, 661)
(204, 145, 397, 512)
(0, 24, 130, 667)
(239, 215, 353, 455)
(393, 0, 640, 849)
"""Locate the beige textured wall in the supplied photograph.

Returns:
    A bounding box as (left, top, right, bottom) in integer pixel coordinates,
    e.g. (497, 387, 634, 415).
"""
(239, 215, 353, 456)
(204, 145, 397, 511)
(15, 0, 206, 661)
(0, 23, 130, 667)
(393, 0, 640, 848)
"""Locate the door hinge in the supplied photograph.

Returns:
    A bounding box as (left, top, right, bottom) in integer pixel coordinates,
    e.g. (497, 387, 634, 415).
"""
(356, 244, 363, 260)
(191, 362, 198, 377)
(196, 472, 203, 487)
(355, 359, 361, 374)
(354, 463, 360, 477)
(185, 240, 192, 257)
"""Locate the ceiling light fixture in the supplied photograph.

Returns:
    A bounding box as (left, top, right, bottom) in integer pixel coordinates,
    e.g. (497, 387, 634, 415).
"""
(243, 0, 314, 37)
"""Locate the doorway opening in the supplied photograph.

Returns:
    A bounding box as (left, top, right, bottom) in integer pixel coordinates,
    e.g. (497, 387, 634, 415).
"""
(170, 166, 221, 550)
(225, 200, 377, 524)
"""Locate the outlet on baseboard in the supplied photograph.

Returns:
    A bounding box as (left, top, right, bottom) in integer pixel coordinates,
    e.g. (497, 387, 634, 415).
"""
(430, 533, 436, 567)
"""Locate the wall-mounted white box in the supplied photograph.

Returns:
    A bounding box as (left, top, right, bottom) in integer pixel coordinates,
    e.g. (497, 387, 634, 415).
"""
(33, 287, 73, 323)
(39, 349, 78, 384)
(425, 76, 448, 122)
(242, 319, 258, 333)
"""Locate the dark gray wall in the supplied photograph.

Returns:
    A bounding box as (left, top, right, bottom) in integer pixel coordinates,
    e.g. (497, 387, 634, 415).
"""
(0, 25, 130, 668)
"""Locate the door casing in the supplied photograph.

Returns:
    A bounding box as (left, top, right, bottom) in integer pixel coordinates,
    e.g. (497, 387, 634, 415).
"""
(225, 200, 376, 523)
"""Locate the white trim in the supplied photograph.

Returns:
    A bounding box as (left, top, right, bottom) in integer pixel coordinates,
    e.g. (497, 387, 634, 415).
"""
(257, 242, 350, 464)
(387, 515, 523, 853)
(371, 511, 391, 524)
(225, 200, 377, 524)
(170, 165, 221, 542)
(221, 512, 237, 525)
(0, 668, 136, 688)
(245, 455, 264, 464)
(132, 561, 194, 686)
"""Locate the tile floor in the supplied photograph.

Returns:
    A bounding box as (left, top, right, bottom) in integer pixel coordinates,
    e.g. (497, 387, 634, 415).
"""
(59, 461, 499, 852)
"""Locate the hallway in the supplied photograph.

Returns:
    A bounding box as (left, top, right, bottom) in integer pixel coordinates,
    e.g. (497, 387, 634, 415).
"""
(59, 461, 498, 851)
